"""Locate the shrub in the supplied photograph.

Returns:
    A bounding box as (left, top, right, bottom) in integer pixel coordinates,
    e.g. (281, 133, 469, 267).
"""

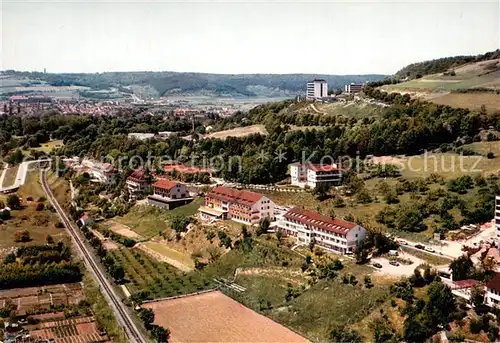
(0, 209, 11, 220)
(35, 202, 45, 211)
(487, 152, 495, 159)
(13, 230, 31, 242)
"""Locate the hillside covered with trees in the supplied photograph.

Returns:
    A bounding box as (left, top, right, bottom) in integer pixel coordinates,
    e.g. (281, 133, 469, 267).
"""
(396, 49, 500, 78)
(1, 70, 386, 97)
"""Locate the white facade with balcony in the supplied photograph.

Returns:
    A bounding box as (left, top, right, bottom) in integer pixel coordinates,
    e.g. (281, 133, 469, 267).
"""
(275, 208, 366, 254)
(290, 163, 344, 189)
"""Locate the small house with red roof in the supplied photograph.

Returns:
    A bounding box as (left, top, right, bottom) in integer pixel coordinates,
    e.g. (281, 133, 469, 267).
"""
(125, 168, 150, 200)
(199, 186, 275, 225)
(290, 162, 344, 189)
(276, 207, 366, 254)
(147, 179, 192, 209)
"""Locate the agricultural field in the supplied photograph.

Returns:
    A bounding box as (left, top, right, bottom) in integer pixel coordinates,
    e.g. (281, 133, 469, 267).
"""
(204, 124, 267, 139)
(382, 58, 500, 112)
(113, 197, 203, 239)
(102, 220, 145, 241)
(110, 248, 211, 299)
(27, 316, 107, 343)
(143, 290, 310, 343)
(429, 92, 500, 112)
(0, 283, 85, 316)
(384, 59, 500, 92)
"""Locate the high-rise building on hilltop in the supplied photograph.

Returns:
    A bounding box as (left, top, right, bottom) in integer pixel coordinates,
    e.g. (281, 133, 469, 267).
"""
(306, 79, 328, 100)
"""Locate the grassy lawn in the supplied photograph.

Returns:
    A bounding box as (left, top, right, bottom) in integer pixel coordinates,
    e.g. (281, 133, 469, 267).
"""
(142, 241, 195, 270)
(0, 171, 67, 251)
(30, 139, 64, 153)
(46, 171, 71, 206)
(400, 246, 452, 266)
(18, 171, 47, 200)
(114, 197, 203, 239)
(271, 278, 390, 340)
(2, 165, 19, 188)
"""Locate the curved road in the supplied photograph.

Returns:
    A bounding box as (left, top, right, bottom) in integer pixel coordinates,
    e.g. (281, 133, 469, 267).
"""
(40, 169, 148, 343)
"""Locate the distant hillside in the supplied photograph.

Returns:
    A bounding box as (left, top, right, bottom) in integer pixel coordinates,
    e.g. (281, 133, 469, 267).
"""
(1, 70, 386, 98)
(395, 49, 500, 78)
(383, 50, 500, 113)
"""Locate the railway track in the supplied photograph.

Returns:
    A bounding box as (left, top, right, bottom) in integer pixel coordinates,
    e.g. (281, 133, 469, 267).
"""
(40, 169, 148, 343)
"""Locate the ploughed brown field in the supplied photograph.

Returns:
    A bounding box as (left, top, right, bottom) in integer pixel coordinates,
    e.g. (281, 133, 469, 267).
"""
(143, 291, 310, 343)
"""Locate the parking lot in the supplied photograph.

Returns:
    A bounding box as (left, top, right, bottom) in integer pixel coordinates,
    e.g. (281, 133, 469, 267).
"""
(371, 252, 426, 277)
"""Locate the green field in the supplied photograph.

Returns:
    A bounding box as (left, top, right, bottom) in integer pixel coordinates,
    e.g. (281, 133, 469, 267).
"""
(0, 171, 67, 250)
(114, 197, 203, 239)
(400, 246, 452, 266)
(31, 139, 64, 153)
(2, 165, 19, 188)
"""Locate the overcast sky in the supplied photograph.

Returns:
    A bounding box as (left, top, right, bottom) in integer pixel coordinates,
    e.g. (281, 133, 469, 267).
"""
(1, 0, 499, 75)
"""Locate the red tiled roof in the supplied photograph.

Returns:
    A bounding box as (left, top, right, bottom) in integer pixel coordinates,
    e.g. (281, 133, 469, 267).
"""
(163, 163, 211, 174)
(284, 207, 357, 235)
(453, 279, 478, 289)
(486, 272, 500, 291)
(207, 186, 264, 206)
(127, 168, 146, 182)
(153, 179, 178, 191)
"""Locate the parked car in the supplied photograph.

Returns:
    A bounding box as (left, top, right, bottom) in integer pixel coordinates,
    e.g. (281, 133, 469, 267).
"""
(389, 261, 400, 266)
(372, 262, 383, 269)
(415, 244, 425, 250)
(425, 247, 435, 253)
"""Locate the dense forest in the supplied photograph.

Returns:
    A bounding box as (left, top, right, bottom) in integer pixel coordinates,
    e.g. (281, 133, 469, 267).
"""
(1, 70, 386, 97)
(395, 49, 500, 78)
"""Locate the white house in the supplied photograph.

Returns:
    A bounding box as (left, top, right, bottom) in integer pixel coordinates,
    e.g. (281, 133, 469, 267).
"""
(147, 179, 192, 210)
(290, 162, 344, 189)
(275, 207, 366, 254)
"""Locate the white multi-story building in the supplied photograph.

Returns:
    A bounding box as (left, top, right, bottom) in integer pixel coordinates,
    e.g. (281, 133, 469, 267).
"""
(198, 186, 275, 225)
(147, 179, 192, 210)
(306, 79, 328, 100)
(344, 83, 364, 94)
(275, 207, 366, 254)
(495, 196, 500, 237)
(485, 272, 500, 307)
(290, 162, 344, 189)
(80, 159, 117, 184)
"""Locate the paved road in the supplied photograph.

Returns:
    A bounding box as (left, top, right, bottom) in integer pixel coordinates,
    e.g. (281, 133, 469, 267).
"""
(0, 160, 48, 192)
(40, 169, 148, 343)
